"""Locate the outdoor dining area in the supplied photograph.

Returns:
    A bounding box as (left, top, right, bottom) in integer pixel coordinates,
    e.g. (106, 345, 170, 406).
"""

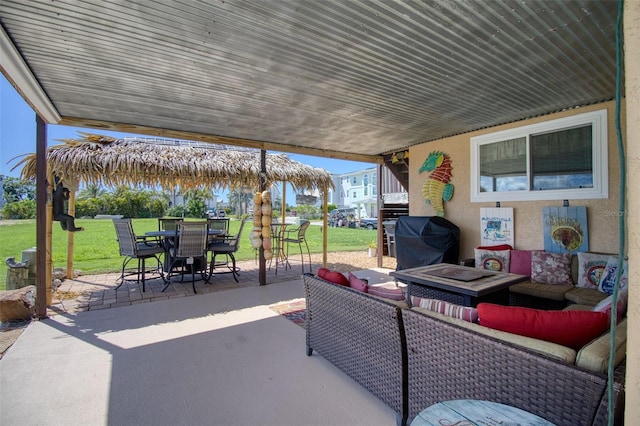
(111, 215, 314, 295)
(15, 133, 336, 304)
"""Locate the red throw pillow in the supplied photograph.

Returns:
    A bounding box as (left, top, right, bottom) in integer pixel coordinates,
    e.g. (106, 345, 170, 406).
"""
(509, 250, 542, 278)
(476, 244, 513, 251)
(317, 267, 349, 286)
(477, 303, 610, 350)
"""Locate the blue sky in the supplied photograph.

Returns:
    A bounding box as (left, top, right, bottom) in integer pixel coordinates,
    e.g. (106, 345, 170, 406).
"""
(1, 74, 374, 202)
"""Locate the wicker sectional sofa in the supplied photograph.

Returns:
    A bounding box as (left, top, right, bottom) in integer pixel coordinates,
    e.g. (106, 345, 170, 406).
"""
(302, 273, 626, 426)
(476, 249, 619, 310)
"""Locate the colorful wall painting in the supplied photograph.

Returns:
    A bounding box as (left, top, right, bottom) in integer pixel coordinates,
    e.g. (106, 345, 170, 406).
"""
(420, 151, 454, 217)
(542, 206, 588, 253)
(480, 207, 514, 247)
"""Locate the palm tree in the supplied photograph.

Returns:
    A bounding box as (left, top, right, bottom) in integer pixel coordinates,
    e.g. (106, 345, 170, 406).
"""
(77, 184, 105, 200)
(227, 188, 253, 216)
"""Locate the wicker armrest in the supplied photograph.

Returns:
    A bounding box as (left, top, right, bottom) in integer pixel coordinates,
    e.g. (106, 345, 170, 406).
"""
(303, 274, 408, 426)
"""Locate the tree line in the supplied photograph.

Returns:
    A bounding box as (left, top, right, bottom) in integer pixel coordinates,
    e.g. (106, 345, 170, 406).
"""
(1, 176, 329, 220)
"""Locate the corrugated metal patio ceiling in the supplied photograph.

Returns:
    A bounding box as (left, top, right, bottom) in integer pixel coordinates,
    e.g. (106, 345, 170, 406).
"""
(0, 0, 621, 161)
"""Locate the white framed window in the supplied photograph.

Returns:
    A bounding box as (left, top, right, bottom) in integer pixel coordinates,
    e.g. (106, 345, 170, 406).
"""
(470, 109, 608, 202)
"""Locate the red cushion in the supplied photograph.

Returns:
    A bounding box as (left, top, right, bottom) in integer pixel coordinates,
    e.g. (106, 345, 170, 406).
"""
(317, 268, 349, 286)
(477, 303, 610, 350)
(348, 272, 368, 293)
(476, 244, 513, 251)
(509, 249, 541, 277)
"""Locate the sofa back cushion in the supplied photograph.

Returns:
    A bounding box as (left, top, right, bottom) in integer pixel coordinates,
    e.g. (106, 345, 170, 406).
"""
(477, 303, 610, 350)
(410, 307, 577, 364)
(576, 319, 627, 373)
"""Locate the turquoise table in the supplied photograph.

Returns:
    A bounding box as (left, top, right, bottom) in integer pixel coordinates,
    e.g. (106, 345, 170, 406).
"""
(411, 400, 556, 426)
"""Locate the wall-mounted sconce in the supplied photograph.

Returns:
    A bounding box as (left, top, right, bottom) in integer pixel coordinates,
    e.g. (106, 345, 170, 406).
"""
(563, 200, 569, 207)
(495, 202, 501, 208)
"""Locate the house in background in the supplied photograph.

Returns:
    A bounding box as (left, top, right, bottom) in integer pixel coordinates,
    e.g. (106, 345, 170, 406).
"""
(327, 166, 407, 218)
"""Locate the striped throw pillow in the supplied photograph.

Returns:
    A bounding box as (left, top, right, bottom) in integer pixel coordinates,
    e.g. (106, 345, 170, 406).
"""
(411, 296, 479, 323)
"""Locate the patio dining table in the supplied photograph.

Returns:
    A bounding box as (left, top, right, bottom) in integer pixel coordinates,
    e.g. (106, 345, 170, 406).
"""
(269, 222, 293, 273)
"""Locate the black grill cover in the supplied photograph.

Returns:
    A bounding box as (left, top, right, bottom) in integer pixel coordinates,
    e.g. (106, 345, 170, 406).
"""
(395, 216, 460, 270)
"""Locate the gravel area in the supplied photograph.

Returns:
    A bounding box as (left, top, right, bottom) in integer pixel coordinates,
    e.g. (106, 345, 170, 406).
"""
(309, 250, 397, 272)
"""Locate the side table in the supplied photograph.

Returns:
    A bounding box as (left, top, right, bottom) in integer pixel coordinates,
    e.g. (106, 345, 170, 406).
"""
(410, 399, 555, 426)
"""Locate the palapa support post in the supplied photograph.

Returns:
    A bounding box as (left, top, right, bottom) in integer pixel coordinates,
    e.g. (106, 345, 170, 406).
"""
(66, 179, 79, 280)
(322, 183, 328, 268)
(280, 180, 286, 262)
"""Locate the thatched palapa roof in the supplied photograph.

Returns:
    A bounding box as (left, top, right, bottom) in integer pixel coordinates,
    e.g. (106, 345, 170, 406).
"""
(16, 133, 335, 192)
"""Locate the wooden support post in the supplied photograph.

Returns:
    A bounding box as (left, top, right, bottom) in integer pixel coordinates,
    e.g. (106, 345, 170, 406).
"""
(35, 115, 49, 317)
(67, 185, 77, 279)
(279, 180, 286, 262)
(377, 164, 383, 268)
(46, 171, 53, 306)
(322, 183, 328, 268)
(258, 150, 267, 285)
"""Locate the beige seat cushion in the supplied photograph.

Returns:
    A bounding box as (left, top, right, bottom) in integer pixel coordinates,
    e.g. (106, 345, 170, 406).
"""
(564, 287, 609, 306)
(563, 304, 592, 311)
(576, 319, 627, 373)
(509, 281, 572, 302)
(412, 307, 577, 364)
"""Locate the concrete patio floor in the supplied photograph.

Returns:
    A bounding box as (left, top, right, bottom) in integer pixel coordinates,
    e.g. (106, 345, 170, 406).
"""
(1, 257, 401, 426)
(47, 252, 396, 316)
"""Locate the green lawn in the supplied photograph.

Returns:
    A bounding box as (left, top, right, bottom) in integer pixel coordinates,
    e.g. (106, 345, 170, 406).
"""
(0, 218, 376, 290)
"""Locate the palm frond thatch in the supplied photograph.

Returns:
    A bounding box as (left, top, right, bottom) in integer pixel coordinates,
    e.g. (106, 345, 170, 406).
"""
(16, 133, 335, 192)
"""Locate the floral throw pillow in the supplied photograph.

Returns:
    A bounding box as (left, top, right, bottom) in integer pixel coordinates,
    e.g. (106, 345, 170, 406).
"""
(530, 251, 572, 285)
(474, 249, 511, 272)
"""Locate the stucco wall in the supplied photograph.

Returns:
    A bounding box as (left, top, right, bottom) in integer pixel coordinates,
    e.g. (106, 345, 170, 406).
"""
(408, 100, 624, 261)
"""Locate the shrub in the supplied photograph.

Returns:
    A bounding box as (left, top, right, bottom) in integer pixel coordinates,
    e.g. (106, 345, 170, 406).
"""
(1, 199, 36, 219)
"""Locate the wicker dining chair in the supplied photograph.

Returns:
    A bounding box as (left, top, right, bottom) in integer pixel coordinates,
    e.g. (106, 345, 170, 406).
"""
(207, 219, 247, 283)
(158, 217, 183, 250)
(163, 221, 208, 294)
(281, 219, 312, 273)
(206, 218, 230, 246)
(113, 218, 165, 292)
